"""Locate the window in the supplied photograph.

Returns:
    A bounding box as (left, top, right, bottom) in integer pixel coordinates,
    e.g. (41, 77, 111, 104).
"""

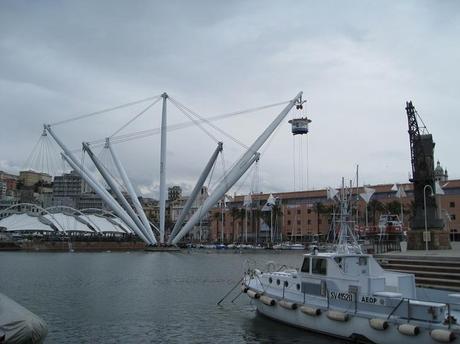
(287, 210, 291, 215)
(312, 258, 327, 275)
(287, 220, 291, 225)
(307, 220, 311, 225)
(452, 214, 457, 221)
(450, 202, 456, 208)
(296, 283, 300, 291)
(301, 257, 310, 273)
(276, 279, 281, 286)
(268, 277, 273, 284)
(307, 209, 311, 214)
(284, 281, 289, 287)
(358, 257, 368, 266)
(297, 220, 301, 225)
(297, 209, 301, 215)
(334, 257, 343, 269)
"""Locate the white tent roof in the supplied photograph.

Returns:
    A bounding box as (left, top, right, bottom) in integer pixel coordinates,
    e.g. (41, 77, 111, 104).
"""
(83, 215, 127, 234)
(42, 213, 94, 233)
(108, 217, 133, 234)
(0, 214, 54, 232)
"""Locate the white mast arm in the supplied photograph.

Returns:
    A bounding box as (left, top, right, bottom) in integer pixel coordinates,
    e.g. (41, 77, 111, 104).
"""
(44, 124, 150, 244)
(61, 153, 150, 244)
(167, 142, 223, 244)
(172, 152, 259, 245)
(82, 142, 156, 245)
(106, 138, 159, 236)
(171, 91, 302, 245)
(159, 92, 168, 244)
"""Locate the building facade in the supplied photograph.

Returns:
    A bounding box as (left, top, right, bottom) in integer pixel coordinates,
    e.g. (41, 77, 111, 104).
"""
(18, 170, 52, 187)
(52, 170, 83, 208)
(209, 177, 460, 244)
(168, 186, 182, 202)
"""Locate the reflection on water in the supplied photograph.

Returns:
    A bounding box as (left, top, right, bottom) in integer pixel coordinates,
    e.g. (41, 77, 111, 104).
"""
(0, 251, 345, 343)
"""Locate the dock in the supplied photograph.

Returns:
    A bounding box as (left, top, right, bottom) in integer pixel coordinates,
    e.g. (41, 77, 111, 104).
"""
(375, 242, 460, 291)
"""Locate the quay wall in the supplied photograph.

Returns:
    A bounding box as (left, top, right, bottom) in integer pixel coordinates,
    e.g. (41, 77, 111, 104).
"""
(17, 241, 147, 252)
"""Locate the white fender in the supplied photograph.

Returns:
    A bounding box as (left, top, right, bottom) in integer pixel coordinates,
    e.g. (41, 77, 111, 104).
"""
(369, 318, 388, 330)
(300, 306, 321, 316)
(278, 300, 297, 310)
(247, 290, 260, 299)
(430, 329, 455, 343)
(398, 324, 419, 336)
(260, 295, 276, 306)
(327, 310, 349, 322)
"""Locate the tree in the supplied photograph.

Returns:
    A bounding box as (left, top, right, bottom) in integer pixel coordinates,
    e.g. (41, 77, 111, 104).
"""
(236, 208, 246, 242)
(368, 200, 386, 225)
(386, 201, 401, 216)
(230, 207, 240, 242)
(212, 211, 222, 243)
(313, 202, 326, 234)
(252, 208, 263, 244)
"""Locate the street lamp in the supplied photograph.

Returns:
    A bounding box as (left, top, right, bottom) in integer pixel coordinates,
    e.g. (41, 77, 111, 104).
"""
(423, 184, 434, 252)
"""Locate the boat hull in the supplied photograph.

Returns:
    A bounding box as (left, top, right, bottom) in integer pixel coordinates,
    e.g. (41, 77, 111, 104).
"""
(253, 298, 455, 344)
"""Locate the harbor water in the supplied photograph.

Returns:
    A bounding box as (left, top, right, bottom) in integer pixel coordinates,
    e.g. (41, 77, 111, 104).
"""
(0, 250, 345, 343)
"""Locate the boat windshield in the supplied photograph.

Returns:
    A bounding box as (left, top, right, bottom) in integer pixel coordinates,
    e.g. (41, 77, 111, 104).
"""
(301, 257, 310, 273)
(311, 257, 327, 275)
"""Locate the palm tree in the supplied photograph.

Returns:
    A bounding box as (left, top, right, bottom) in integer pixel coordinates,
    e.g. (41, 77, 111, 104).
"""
(386, 200, 401, 215)
(230, 207, 239, 243)
(368, 200, 386, 225)
(237, 208, 246, 242)
(252, 208, 263, 244)
(212, 211, 221, 243)
(313, 202, 326, 235)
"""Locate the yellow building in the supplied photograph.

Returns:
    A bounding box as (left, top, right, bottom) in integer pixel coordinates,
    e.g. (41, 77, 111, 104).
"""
(19, 170, 52, 187)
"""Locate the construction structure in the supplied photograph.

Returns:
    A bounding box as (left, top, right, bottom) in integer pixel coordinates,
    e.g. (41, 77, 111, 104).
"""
(405, 101, 449, 249)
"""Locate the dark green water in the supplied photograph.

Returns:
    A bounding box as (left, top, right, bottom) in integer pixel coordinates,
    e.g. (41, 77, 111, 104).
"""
(0, 250, 345, 343)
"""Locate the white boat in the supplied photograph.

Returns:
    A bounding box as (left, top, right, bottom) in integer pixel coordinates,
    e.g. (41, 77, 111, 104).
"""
(273, 242, 305, 250)
(242, 181, 460, 343)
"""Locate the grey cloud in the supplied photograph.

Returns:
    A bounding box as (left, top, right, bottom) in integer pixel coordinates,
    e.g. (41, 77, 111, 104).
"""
(1, 0, 459, 197)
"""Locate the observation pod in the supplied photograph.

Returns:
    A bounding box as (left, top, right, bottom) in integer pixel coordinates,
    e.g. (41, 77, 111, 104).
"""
(288, 117, 311, 135)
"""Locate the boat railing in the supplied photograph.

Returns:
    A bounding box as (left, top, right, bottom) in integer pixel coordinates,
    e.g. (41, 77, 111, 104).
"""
(385, 297, 455, 328)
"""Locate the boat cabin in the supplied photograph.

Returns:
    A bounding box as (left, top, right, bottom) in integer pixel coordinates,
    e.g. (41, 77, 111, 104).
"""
(300, 252, 416, 299)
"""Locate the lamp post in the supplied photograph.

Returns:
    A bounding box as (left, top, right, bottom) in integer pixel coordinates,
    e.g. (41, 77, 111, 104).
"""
(423, 184, 434, 252)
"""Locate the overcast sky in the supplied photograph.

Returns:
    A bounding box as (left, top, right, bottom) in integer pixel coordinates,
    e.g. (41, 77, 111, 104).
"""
(1, 0, 459, 198)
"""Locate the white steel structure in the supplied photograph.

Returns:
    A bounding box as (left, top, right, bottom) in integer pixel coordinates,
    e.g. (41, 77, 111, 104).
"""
(159, 93, 168, 243)
(171, 91, 303, 245)
(106, 139, 156, 236)
(41, 91, 302, 246)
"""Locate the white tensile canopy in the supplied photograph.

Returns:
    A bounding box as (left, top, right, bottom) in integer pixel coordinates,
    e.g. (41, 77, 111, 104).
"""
(106, 216, 133, 234)
(82, 214, 127, 234)
(42, 213, 95, 233)
(0, 213, 54, 232)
